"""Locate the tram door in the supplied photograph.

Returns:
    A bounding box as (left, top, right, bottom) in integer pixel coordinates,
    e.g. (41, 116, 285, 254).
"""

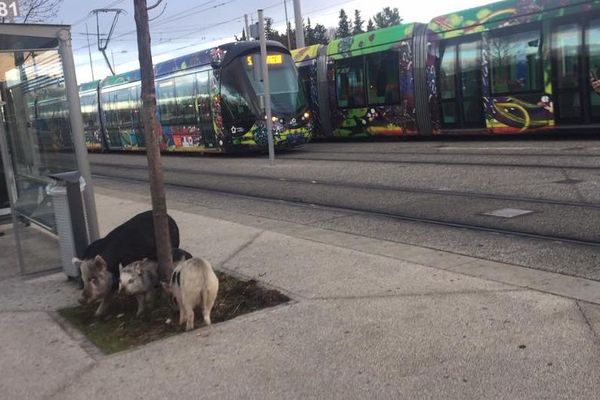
(439, 39, 485, 129)
(195, 71, 217, 148)
(552, 19, 600, 124)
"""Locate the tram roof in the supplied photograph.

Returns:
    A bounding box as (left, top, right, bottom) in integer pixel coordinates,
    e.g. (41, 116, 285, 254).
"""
(291, 44, 322, 63)
(326, 23, 416, 60)
(78, 80, 100, 93)
(428, 0, 595, 38)
(97, 40, 289, 89)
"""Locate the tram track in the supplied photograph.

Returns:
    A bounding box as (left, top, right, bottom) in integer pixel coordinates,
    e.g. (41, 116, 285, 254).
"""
(91, 167, 600, 249)
(301, 149, 600, 158)
(277, 154, 600, 170)
(90, 161, 600, 211)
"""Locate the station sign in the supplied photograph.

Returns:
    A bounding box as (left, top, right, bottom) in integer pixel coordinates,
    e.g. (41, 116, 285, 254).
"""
(0, 1, 19, 19)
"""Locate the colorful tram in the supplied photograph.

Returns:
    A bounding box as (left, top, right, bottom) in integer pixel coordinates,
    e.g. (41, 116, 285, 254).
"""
(292, 0, 600, 138)
(79, 40, 311, 153)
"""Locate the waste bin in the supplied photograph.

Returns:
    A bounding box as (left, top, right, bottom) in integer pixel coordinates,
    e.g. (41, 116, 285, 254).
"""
(46, 171, 90, 278)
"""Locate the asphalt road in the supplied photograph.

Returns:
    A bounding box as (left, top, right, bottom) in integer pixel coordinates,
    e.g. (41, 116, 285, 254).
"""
(88, 137, 600, 281)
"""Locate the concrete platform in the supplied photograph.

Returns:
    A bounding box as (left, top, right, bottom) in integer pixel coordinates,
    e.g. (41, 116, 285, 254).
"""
(1, 192, 600, 399)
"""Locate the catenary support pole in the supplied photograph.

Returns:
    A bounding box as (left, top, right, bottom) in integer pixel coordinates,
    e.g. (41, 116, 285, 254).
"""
(244, 14, 250, 40)
(57, 28, 100, 242)
(293, 0, 305, 48)
(283, 0, 291, 49)
(258, 9, 275, 165)
(85, 23, 95, 81)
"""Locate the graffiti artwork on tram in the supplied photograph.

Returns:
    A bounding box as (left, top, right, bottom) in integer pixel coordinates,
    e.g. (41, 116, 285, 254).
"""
(327, 25, 418, 137)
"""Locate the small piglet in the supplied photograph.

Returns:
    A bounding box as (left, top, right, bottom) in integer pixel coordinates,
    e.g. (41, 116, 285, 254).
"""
(162, 257, 219, 331)
(119, 258, 159, 317)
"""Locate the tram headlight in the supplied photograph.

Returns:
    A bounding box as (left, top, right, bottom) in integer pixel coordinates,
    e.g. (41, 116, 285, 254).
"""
(272, 116, 278, 123)
(302, 112, 310, 121)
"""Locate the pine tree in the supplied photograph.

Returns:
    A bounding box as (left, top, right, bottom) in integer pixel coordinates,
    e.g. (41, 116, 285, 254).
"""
(352, 9, 364, 35)
(366, 18, 375, 32)
(305, 18, 315, 46)
(265, 17, 277, 41)
(312, 23, 329, 45)
(373, 7, 402, 29)
(336, 9, 351, 39)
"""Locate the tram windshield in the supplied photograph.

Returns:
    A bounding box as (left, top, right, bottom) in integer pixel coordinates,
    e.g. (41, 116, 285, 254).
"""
(220, 51, 306, 124)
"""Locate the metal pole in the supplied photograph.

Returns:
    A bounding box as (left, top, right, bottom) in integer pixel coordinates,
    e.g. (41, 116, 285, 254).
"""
(244, 14, 250, 40)
(0, 96, 25, 274)
(57, 28, 100, 242)
(293, 0, 305, 48)
(85, 23, 95, 81)
(283, 0, 291, 49)
(258, 9, 275, 165)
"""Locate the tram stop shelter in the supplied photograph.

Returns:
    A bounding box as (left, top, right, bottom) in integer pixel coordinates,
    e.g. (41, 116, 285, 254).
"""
(0, 23, 99, 277)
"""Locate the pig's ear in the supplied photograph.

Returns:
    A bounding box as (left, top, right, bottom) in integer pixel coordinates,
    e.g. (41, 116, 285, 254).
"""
(72, 257, 82, 267)
(119, 263, 123, 272)
(94, 255, 107, 271)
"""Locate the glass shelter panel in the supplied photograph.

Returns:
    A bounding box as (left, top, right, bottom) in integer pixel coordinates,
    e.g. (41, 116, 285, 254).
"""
(2, 50, 77, 231)
(0, 48, 74, 274)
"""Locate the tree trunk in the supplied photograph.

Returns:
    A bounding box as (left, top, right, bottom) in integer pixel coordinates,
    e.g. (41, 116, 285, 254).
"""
(133, 0, 173, 281)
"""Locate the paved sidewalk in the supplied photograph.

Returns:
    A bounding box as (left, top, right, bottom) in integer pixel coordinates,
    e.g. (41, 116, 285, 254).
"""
(1, 192, 599, 399)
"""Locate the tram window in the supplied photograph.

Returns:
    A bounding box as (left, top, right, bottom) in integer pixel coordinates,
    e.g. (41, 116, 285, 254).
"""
(114, 88, 132, 126)
(440, 45, 457, 100)
(173, 74, 196, 126)
(298, 65, 312, 102)
(80, 94, 98, 128)
(366, 52, 400, 105)
(195, 72, 211, 122)
(131, 84, 141, 125)
(335, 58, 366, 108)
(490, 30, 542, 93)
(588, 20, 600, 117)
(459, 41, 481, 98)
(552, 24, 581, 89)
(103, 91, 119, 128)
(157, 78, 178, 125)
(442, 102, 457, 124)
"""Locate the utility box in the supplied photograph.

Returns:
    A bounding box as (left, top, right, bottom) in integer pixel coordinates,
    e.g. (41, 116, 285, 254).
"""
(47, 171, 90, 278)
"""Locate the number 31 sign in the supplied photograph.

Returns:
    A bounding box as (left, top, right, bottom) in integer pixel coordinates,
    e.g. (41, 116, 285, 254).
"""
(0, 1, 19, 19)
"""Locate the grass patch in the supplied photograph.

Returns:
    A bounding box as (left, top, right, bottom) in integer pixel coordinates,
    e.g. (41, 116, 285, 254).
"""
(58, 271, 289, 354)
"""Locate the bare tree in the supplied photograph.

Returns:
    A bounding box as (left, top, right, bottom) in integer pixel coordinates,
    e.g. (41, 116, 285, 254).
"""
(4, 0, 64, 23)
(133, 0, 173, 282)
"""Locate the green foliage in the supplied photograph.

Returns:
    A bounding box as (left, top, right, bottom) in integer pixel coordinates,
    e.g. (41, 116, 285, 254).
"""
(367, 18, 375, 32)
(311, 23, 329, 45)
(258, 16, 329, 49)
(352, 9, 364, 35)
(373, 7, 402, 29)
(336, 9, 351, 39)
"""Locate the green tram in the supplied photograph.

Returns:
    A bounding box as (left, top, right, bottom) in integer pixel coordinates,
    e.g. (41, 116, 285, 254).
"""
(80, 40, 312, 153)
(292, 0, 600, 137)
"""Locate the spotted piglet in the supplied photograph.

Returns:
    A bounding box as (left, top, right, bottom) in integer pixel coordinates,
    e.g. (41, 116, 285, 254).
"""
(161, 257, 219, 331)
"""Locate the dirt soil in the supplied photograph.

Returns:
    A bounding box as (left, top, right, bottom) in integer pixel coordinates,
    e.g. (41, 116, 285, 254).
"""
(58, 271, 290, 354)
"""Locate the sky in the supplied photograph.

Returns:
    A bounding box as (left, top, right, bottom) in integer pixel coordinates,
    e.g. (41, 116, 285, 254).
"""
(45, 0, 500, 83)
